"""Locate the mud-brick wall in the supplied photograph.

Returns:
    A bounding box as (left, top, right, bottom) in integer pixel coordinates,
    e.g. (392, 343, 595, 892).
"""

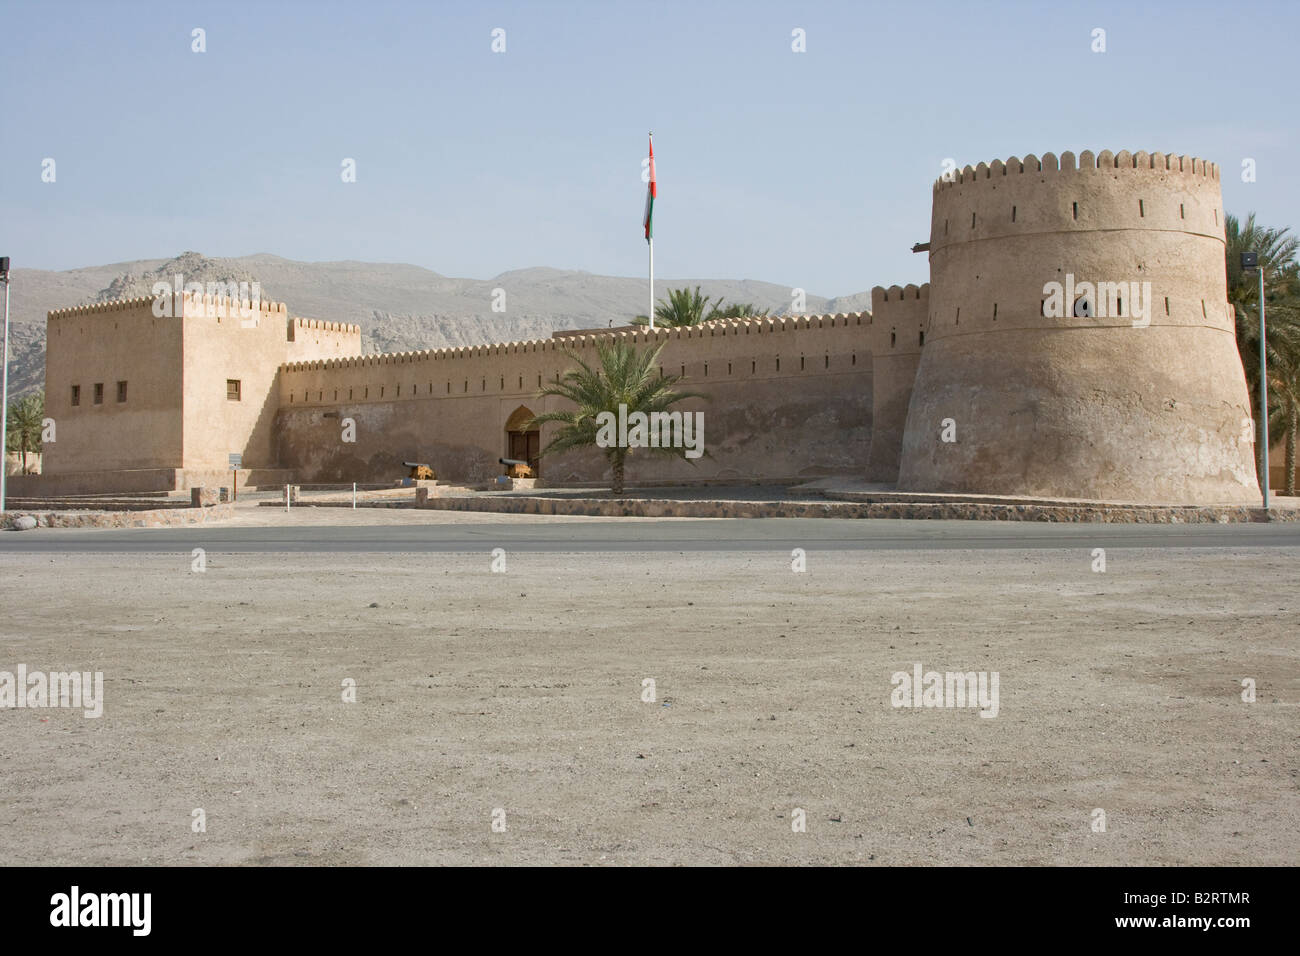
(274, 313, 874, 485)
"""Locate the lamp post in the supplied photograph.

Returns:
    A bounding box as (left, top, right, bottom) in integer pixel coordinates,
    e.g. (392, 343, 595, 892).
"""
(1, 255, 10, 514)
(1241, 251, 1268, 510)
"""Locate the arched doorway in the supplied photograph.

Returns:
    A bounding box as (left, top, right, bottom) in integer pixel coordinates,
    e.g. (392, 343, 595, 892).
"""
(504, 405, 540, 477)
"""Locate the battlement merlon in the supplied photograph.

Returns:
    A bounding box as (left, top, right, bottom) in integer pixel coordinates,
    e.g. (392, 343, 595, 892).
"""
(277, 310, 872, 375)
(933, 150, 1220, 192)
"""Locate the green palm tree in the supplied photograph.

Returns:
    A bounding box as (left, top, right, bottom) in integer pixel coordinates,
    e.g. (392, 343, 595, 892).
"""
(707, 302, 770, 320)
(1225, 213, 1300, 491)
(632, 287, 770, 327)
(633, 286, 720, 327)
(5, 390, 45, 475)
(525, 339, 707, 495)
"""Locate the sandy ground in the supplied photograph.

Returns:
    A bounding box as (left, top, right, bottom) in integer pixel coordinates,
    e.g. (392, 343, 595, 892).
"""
(1, 526, 1297, 866)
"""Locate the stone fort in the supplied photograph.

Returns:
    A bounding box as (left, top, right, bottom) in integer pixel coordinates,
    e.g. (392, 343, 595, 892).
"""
(29, 148, 1262, 504)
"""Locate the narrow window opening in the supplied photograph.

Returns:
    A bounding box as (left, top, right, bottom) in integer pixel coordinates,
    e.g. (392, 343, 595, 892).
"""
(1139, 199, 1145, 217)
(225, 380, 239, 402)
(1164, 297, 1170, 316)
(799, 355, 805, 370)
(971, 212, 976, 229)
(993, 303, 998, 320)
(116, 381, 127, 403)
(71, 385, 80, 406)
(1180, 203, 1185, 219)
(890, 331, 896, 348)
(1201, 300, 1207, 318)
(1072, 202, 1078, 220)
(824, 355, 829, 369)
(918, 330, 925, 347)
(1011, 205, 1016, 222)
(775, 358, 780, 371)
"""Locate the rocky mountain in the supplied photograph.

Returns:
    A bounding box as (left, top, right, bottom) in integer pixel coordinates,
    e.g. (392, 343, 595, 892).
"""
(2, 252, 874, 397)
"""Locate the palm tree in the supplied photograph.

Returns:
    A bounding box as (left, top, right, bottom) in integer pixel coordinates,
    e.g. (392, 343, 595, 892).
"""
(5, 390, 45, 475)
(1225, 213, 1300, 491)
(525, 339, 707, 495)
(707, 302, 770, 320)
(633, 286, 770, 327)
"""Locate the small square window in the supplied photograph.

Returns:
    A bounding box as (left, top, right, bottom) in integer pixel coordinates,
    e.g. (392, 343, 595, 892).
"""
(227, 379, 241, 401)
(116, 381, 128, 403)
(71, 385, 81, 407)
(93, 383, 104, 405)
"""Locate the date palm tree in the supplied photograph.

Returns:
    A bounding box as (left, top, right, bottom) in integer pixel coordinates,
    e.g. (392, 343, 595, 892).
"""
(5, 390, 45, 475)
(525, 339, 706, 495)
(1225, 213, 1300, 492)
(633, 286, 769, 327)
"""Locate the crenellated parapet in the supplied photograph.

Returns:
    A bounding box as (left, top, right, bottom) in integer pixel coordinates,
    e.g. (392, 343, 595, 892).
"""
(929, 150, 1226, 273)
(280, 310, 871, 375)
(178, 292, 288, 322)
(48, 295, 160, 320)
(289, 316, 362, 336)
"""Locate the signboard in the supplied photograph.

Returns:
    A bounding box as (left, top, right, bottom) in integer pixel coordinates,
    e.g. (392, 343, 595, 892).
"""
(228, 453, 242, 469)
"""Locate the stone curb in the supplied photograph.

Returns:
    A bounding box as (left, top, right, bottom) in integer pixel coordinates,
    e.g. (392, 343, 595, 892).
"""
(262, 496, 1294, 523)
(1, 504, 234, 530)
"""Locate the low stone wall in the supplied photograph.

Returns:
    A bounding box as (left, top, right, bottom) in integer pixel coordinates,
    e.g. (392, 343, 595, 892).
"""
(268, 495, 1291, 523)
(7, 468, 293, 496)
(2, 504, 233, 530)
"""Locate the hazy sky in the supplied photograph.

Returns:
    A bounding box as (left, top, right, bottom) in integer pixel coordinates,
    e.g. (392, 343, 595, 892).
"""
(2, 0, 1297, 297)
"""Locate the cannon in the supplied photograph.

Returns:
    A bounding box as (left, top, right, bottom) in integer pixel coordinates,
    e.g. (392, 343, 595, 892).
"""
(499, 457, 535, 479)
(403, 461, 436, 480)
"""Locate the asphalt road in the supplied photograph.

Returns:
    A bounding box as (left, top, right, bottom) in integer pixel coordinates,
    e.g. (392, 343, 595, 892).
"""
(3, 519, 1300, 553)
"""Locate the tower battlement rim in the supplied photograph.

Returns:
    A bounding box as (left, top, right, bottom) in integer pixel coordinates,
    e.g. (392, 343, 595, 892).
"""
(933, 151, 1220, 192)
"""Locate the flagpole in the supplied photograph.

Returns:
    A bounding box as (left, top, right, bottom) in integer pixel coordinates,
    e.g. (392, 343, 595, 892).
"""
(648, 236, 654, 331)
(647, 130, 655, 331)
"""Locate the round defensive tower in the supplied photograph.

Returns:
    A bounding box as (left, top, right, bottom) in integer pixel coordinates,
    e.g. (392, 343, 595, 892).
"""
(896, 149, 1259, 503)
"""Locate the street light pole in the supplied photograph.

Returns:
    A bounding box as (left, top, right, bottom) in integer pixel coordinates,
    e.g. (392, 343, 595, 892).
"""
(1, 256, 11, 514)
(1258, 265, 1269, 510)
